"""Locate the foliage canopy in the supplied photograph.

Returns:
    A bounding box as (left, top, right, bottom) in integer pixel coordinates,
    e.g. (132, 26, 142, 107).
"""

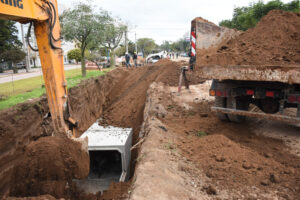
(67, 48, 82, 63)
(219, 0, 300, 30)
(0, 20, 25, 65)
(60, 3, 110, 76)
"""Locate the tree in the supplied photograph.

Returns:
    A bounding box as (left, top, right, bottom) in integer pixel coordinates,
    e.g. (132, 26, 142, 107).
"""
(0, 20, 22, 53)
(60, 3, 109, 77)
(67, 48, 81, 63)
(86, 49, 108, 70)
(101, 18, 126, 68)
(137, 38, 156, 57)
(0, 48, 26, 73)
(219, 0, 300, 31)
(31, 52, 37, 68)
(0, 19, 24, 72)
(160, 40, 172, 52)
(115, 41, 136, 57)
(171, 39, 190, 53)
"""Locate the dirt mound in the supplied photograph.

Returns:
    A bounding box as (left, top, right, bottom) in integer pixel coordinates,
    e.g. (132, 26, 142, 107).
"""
(185, 134, 291, 187)
(10, 136, 89, 198)
(197, 10, 300, 66)
(154, 59, 205, 86)
(140, 83, 300, 199)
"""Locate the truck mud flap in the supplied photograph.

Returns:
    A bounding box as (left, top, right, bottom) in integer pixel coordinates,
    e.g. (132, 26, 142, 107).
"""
(211, 107, 300, 124)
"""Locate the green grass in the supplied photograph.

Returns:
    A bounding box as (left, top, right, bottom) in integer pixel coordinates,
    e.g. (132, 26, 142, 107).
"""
(0, 68, 112, 110)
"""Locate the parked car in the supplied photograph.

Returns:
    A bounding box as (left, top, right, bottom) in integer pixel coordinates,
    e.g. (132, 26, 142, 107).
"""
(180, 53, 189, 57)
(146, 55, 161, 63)
(16, 62, 26, 69)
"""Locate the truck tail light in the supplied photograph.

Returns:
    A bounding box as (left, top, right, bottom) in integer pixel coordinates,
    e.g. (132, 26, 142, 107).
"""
(288, 95, 296, 103)
(266, 91, 274, 97)
(246, 89, 254, 96)
(216, 90, 222, 97)
(210, 89, 215, 96)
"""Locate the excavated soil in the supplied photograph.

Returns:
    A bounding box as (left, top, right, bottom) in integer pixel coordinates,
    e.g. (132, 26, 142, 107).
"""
(130, 82, 300, 199)
(0, 60, 202, 199)
(2, 60, 299, 199)
(197, 10, 300, 66)
(9, 136, 89, 198)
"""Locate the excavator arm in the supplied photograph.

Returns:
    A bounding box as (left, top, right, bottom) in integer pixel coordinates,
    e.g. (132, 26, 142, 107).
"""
(0, 0, 71, 135)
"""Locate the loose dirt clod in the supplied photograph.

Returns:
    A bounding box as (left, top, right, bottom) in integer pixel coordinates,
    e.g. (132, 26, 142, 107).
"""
(204, 185, 217, 195)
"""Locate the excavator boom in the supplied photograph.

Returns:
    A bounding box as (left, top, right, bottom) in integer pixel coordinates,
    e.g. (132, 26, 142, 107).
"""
(0, 0, 70, 135)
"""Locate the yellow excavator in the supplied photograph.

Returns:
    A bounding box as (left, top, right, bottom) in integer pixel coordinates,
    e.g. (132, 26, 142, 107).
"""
(0, 0, 78, 137)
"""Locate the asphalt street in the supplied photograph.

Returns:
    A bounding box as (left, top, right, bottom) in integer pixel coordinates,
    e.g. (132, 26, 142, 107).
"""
(0, 64, 80, 84)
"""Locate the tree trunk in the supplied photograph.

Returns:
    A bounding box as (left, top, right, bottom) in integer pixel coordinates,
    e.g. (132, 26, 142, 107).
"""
(81, 49, 86, 77)
(33, 58, 36, 68)
(12, 63, 18, 74)
(110, 50, 116, 68)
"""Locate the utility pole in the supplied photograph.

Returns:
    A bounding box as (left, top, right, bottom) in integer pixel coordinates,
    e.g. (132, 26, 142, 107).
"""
(21, 24, 31, 72)
(135, 32, 137, 53)
(125, 27, 128, 54)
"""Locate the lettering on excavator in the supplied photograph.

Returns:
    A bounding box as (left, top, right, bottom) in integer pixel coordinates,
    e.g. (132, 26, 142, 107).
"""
(0, 0, 23, 9)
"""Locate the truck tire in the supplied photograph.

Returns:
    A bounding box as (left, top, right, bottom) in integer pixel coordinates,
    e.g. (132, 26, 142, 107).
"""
(226, 96, 248, 123)
(215, 96, 228, 121)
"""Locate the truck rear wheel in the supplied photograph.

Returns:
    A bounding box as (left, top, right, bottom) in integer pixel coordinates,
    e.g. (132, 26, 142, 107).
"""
(215, 96, 228, 121)
(226, 96, 249, 123)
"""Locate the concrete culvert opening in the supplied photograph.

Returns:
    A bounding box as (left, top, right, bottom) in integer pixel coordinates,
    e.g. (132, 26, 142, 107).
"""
(89, 150, 122, 180)
(75, 122, 133, 194)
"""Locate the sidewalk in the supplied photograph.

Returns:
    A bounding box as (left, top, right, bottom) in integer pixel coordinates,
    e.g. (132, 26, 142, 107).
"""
(0, 64, 80, 84)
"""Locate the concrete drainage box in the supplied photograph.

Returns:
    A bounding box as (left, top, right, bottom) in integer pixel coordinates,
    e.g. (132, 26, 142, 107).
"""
(76, 122, 132, 193)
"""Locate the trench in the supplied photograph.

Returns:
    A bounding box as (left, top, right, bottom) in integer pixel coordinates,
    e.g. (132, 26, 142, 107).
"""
(75, 61, 180, 198)
(0, 60, 187, 199)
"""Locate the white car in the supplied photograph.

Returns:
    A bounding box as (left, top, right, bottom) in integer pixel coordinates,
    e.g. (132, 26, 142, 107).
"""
(146, 51, 167, 63)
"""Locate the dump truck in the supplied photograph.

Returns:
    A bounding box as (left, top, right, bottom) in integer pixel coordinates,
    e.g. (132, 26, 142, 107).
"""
(189, 17, 300, 124)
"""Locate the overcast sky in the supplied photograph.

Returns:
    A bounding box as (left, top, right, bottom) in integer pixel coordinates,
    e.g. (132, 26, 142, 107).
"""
(19, 0, 291, 45)
(58, 0, 292, 44)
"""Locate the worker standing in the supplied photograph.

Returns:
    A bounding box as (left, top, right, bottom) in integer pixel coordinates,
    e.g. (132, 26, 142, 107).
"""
(125, 53, 131, 68)
(133, 52, 138, 67)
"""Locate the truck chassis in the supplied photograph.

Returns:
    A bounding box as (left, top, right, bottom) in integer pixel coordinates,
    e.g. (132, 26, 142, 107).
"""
(210, 80, 300, 123)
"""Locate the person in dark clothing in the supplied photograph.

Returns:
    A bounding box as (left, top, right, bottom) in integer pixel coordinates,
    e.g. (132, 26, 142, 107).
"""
(133, 52, 138, 67)
(125, 53, 131, 68)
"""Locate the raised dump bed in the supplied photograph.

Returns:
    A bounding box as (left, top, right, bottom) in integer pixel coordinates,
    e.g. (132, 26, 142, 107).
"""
(196, 65, 300, 84)
(189, 14, 300, 123)
(191, 17, 300, 84)
(75, 123, 132, 193)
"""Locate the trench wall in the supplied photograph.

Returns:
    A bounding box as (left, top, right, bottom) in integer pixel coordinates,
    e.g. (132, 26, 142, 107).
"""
(0, 68, 124, 198)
